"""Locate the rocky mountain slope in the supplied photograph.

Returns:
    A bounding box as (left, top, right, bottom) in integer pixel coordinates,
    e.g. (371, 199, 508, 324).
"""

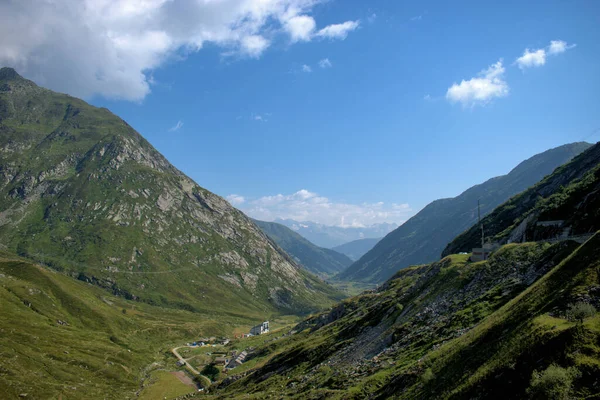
(0, 67, 341, 315)
(209, 234, 600, 400)
(332, 237, 381, 261)
(203, 151, 600, 398)
(339, 142, 591, 284)
(253, 219, 353, 277)
(444, 141, 600, 256)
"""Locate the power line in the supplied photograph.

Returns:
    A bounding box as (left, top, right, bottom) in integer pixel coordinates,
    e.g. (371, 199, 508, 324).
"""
(582, 127, 600, 142)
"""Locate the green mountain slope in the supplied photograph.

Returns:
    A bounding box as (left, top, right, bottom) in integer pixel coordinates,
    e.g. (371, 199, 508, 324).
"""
(253, 219, 353, 277)
(209, 235, 599, 399)
(332, 237, 381, 261)
(0, 67, 341, 315)
(443, 141, 600, 256)
(339, 142, 592, 284)
(0, 250, 283, 399)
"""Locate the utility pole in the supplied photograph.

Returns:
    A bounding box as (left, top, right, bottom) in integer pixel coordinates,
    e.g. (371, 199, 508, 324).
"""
(478, 200, 484, 250)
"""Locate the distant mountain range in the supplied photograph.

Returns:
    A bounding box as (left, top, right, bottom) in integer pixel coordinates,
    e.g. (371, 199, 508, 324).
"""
(331, 238, 381, 261)
(339, 141, 592, 284)
(275, 219, 397, 248)
(253, 220, 353, 277)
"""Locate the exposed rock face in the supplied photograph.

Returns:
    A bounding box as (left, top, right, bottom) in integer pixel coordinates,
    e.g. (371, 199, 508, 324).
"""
(0, 67, 340, 314)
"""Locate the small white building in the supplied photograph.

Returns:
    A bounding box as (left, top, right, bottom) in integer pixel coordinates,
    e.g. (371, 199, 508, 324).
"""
(249, 321, 269, 336)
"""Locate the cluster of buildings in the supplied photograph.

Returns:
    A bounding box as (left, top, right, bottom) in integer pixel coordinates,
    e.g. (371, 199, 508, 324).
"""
(177, 322, 270, 373)
(187, 337, 230, 347)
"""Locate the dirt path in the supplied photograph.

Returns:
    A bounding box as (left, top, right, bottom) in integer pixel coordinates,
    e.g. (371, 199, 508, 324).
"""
(170, 371, 196, 388)
(171, 346, 200, 375)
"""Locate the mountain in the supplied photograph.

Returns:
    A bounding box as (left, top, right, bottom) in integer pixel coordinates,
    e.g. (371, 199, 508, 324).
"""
(0, 67, 341, 315)
(253, 219, 353, 277)
(339, 142, 592, 284)
(444, 141, 600, 256)
(331, 237, 381, 261)
(275, 218, 397, 248)
(0, 249, 262, 398)
(212, 235, 600, 399)
(210, 164, 600, 398)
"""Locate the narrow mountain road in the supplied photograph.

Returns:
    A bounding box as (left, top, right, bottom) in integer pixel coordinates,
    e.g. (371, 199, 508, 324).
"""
(172, 346, 200, 375)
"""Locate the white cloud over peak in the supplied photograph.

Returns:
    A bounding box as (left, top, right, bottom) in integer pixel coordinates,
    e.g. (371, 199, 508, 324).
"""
(516, 48, 546, 69)
(0, 0, 360, 101)
(226, 194, 246, 206)
(168, 120, 183, 132)
(318, 58, 332, 68)
(231, 189, 413, 227)
(316, 20, 360, 40)
(446, 60, 509, 107)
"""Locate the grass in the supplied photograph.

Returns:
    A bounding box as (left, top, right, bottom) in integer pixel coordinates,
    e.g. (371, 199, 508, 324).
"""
(199, 236, 600, 399)
(138, 371, 195, 400)
(0, 251, 290, 399)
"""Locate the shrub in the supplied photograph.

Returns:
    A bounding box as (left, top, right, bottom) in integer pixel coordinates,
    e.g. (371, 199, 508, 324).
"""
(420, 368, 434, 384)
(201, 363, 220, 381)
(527, 364, 579, 400)
(566, 302, 596, 323)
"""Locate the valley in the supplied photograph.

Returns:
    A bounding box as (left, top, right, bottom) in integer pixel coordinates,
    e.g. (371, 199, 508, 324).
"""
(1, 68, 599, 399)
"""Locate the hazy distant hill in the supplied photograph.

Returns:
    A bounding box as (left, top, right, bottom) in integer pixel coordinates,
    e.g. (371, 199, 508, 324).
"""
(339, 141, 592, 284)
(253, 219, 353, 277)
(331, 237, 381, 261)
(0, 67, 341, 315)
(275, 219, 397, 248)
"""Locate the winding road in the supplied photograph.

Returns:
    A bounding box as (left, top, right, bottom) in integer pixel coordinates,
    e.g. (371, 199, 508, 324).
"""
(171, 346, 200, 375)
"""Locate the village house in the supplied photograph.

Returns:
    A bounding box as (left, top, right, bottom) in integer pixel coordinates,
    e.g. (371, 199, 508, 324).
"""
(226, 350, 248, 369)
(214, 356, 228, 366)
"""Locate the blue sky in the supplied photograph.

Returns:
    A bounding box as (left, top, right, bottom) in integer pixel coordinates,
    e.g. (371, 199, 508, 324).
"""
(2, 0, 599, 227)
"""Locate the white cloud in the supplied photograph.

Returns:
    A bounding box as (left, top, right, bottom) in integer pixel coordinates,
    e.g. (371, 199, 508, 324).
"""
(516, 48, 546, 69)
(240, 35, 270, 58)
(410, 15, 423, 21)
(516, 40, 576, 69)
(226, 194, 246, 206)
(316, 20, 360, 40)
(235, 189, 413, 227)
(318, 58, 332, 68)
(285, 15, 316, 42)
(252, 113, 269, 122)
(302, 64, 312, 73)
(548, 40, 575, 55)
(446, 60, 509, 107)
(168, 120, 183, 132)
(0, 0, 360, 101)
